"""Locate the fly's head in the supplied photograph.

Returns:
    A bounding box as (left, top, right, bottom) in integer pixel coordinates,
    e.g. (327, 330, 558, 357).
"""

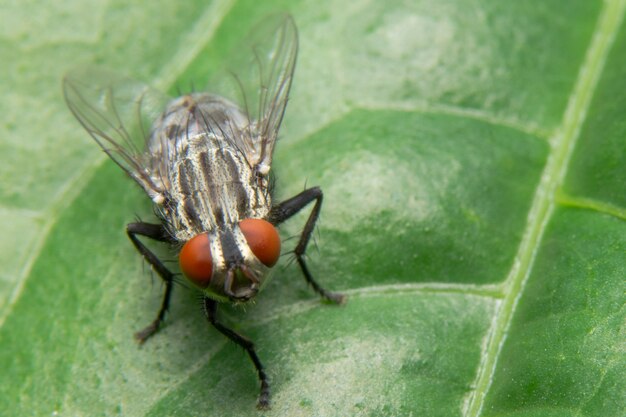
(179, 219, 281, 302)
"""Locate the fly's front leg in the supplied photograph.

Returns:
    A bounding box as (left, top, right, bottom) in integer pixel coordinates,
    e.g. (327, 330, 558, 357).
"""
(269, 186, 345, 304)
(127, 222, 175, 344)
(203, 297, 271, 410)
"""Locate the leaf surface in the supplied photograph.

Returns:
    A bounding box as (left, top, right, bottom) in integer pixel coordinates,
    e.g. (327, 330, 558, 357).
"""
(0, 1, 624, 416)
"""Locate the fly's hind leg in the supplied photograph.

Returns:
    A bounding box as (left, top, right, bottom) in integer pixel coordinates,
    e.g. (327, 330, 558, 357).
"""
(269, 186, 345, 304)
(127, 222, 175, 344)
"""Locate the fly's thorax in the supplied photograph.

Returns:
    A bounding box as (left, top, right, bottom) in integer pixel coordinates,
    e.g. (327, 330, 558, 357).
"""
(162, 136, 271, 242)
(145, 92, 259, 200)
(179, 220, 281, 302)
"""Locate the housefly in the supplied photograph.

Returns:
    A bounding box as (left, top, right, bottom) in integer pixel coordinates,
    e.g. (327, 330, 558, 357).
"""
(63, 14, 345, 410)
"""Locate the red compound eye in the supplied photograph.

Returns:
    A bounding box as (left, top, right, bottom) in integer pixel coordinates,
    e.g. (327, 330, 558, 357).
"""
(239, 218, 281, 267)
(179, 233, 213, 288)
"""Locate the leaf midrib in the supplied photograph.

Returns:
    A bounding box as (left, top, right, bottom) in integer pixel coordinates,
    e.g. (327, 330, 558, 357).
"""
(464, 1, 626, 415)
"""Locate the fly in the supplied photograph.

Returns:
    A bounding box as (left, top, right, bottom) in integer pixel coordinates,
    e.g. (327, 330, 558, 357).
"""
(62, 14, 345, 410)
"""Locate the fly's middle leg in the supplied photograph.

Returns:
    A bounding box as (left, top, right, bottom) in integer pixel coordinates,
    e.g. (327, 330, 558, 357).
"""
(269, 186, 346, 304)
(127, 222, 175, 344)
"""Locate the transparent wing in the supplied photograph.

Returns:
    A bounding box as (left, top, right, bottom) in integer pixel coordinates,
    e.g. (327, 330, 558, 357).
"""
(63, 66, 171, 198)
(209, 14, 298, 175)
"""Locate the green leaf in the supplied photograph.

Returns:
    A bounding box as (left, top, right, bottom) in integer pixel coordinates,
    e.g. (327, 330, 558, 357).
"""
(1, 1, 624, 416)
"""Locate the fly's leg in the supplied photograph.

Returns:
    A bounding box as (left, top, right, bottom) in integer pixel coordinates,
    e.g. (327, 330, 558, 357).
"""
(203, 297, 271, 410)
(127, 222, 175, 344)
(269, 186, 345, 304)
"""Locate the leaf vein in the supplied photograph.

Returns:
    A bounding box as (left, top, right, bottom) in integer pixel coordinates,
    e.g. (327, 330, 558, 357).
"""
(463, 1, 626, 415)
